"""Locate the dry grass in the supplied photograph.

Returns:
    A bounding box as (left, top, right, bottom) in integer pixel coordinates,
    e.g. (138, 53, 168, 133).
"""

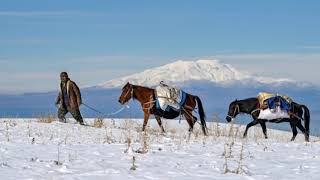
(130, 156, 137, 171)
(93, 118, 104, 128)
(5, 120, 10, 142)
(124, 137, 132, 153)
(37, 114, 55, 123)
(103, 126, 115, 144)
(222, 120, 249, 175)
(135, 131, 150, 154)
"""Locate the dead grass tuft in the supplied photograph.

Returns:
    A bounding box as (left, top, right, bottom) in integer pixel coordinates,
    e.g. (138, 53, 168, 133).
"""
(93, 118, 104, 128)
(37, 113, 55, 123)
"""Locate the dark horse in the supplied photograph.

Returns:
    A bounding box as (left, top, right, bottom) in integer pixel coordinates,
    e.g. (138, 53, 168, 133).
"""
(118, 82, 207, 135)
(225, 98, 310, 141)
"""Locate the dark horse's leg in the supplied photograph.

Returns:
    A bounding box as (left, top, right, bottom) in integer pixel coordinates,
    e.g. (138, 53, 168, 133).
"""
(155, 115, 165, 133)
(259, 121, 268, 139)
(243, 120, 259, 138)
(290, 121, 298, 141)
(296, 120, 309, 142)
(142, 111, 150, 132)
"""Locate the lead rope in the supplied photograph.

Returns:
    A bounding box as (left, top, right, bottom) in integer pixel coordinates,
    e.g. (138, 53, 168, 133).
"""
(82, 103, 104, 114)
(82, 102, 130, 118)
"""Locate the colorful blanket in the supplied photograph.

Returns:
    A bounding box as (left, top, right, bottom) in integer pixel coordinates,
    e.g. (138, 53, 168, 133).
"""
(257, 92, 293, 111)
(155, 84, 187, 112)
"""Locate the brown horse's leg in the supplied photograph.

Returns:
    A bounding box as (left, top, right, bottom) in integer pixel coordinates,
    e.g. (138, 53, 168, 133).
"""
(155, 115, 165, 133)
(142, 112, 150, 132)
(184, 110, 195, 132)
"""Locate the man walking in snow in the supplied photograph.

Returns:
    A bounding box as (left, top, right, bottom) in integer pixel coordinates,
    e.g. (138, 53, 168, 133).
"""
(55, 72, 85, 125)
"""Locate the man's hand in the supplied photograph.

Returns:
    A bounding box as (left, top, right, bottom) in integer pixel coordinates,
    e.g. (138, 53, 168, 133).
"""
(55, 102, 61, 109)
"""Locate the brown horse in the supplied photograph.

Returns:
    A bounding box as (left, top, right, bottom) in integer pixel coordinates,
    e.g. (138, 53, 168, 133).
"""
(118, 82, 208, 135)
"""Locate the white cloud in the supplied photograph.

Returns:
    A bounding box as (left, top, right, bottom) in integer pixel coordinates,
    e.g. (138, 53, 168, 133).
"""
(215, 53, 320, 61)
(0, 11, 105, 17)
(0, 38, 61, 45)
(1, 53, 319, 93)
(213, 53, 320, 85)
(300, 45, 320, 50)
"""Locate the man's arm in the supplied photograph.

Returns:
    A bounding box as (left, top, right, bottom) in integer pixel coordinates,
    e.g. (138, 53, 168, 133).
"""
(55, 92, 61, 105)
(72, 82, 82, 107)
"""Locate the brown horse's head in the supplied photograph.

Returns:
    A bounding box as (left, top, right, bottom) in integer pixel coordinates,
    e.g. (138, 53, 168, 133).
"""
(118, 82, 134, 105)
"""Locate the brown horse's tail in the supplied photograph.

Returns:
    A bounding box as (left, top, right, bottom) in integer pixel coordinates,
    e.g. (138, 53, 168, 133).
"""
(195, 96, 207, 136)
(301, 104, 310, 140)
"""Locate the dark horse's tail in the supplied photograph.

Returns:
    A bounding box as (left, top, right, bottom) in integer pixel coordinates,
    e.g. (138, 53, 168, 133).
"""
(301, 104, 310, 140)
(195, 96, 208, 136)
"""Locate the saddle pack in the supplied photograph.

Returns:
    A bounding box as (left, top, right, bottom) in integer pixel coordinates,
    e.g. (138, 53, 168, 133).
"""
(257, 92, 293, 111)
(257, 92, 293, 120)
(154, 82, 187, 112)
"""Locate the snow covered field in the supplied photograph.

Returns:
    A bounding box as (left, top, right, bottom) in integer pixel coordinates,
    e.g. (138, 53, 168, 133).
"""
(1, 118, 320, 180)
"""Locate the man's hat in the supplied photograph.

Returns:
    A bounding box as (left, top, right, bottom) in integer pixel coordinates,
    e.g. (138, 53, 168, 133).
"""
(60, 72, 68, 77)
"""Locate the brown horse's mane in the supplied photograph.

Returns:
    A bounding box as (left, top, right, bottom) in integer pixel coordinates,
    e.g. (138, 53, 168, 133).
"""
(131, 84, 154, 102)
(132, 84, 154, 91)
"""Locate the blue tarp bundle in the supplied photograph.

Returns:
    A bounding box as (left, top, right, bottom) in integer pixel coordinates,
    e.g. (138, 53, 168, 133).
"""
(266, 96, 291, 110)
(156, 90, 187, 112)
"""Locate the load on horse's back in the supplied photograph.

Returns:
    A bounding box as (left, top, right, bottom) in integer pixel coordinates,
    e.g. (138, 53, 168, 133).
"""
(257, 92, 292, 111)
(226, 92, 310, 142)
(256, 92, 293, 120)
(154, 81, 187, 113)
(118, 82, 208, 135)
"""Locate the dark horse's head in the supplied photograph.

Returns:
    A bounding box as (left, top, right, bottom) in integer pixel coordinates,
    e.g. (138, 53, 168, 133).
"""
(226, 99, 241, 122)
(118, 82, 134, 105)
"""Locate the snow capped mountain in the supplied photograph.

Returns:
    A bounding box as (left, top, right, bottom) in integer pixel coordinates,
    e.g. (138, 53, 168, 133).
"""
(97, 59, 299, 88)
(1, 59, 318, 118)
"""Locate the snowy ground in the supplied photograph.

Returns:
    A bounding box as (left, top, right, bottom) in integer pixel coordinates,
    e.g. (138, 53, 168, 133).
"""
(0, 118, 320, 180)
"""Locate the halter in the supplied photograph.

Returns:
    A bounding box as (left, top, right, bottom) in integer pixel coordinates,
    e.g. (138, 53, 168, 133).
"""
(227, 104, 240, 120)
(122, 85, 134, 104)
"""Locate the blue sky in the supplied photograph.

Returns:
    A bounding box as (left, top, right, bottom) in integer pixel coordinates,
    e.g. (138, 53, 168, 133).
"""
(0, 0, 320, 93)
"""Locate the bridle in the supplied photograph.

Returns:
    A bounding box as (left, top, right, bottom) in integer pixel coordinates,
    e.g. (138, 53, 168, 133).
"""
(122, 85, 134, 104)
(227, 104, 240, 120)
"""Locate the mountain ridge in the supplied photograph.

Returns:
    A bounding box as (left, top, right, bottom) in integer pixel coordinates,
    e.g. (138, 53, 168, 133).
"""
(96, 59, 307, 89)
